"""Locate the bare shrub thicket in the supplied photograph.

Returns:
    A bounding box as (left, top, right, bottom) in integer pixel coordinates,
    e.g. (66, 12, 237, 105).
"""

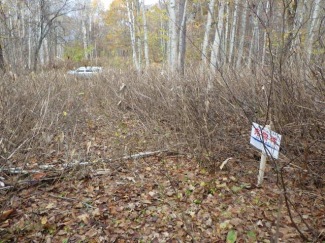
(0, 72, 93, 168)
(0, 63, 324, 240)
(1, 65, 324, 178)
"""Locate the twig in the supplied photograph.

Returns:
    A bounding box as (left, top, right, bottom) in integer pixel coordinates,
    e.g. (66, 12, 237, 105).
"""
(49, 193, 95, 209)
(275, 193, 283, 243)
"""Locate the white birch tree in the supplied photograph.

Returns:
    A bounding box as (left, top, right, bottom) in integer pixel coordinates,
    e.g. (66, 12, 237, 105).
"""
(306, 0, 321, 62)
(126, 0, 140, 72)
(248, 1, 261, 69)
(228, 0, 239, 64)
(178, 0, 187, 75)
(261, 0, 270, 66)
(210, 0, 225, 73)
(201, 0, 215, 67)
(236, 0, 248, 69)
(168, 0, 177, 72)
(142, 0, 149, 69)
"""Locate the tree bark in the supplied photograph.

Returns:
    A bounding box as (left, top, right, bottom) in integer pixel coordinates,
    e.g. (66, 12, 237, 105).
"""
(142, 0, 150, 69)
(169, 0, 177, 72)
(236, 0, 248, 69)
(223, 2, 229, 64)
(248, 2, 261, 69)
(306, 0, 321, 62)
(201, 0, 215, 67)
(178, 0, 187, 75)
(261, 0, 270, 66)
(126, 0, 140, 72)
(210, 0, 225, 73)
(228, 0, 239, 64)
(0, 42, 5, 72)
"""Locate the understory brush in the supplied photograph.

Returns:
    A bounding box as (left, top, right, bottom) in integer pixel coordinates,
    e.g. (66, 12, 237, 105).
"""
(0, 64, 324, 240)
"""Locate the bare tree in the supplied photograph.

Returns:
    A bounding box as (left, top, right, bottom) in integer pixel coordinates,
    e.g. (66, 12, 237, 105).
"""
(31, 0, 80, 71)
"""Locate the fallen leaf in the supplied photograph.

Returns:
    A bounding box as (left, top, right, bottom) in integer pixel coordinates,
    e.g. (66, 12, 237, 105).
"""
(0, 209, 17, 221)
(41, 216, 48, 225)
(142, 200, 152, 204)
(33, 172, 47, 180)
(92, 208, 100, 217)
(226, 230, 237, 243)
(247, 231, 257, 242)
(78, 214, 89, 224)
(46, 203, 55, 209)
(231, 186, 241, 193)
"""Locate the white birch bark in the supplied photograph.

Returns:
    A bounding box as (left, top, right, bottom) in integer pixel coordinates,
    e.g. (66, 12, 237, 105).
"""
(210, 0, 225, 73)
(201, 0, 215, 66)
(126, 0, 140, 72)
(89, 15, 93, 59)
(236, 0, 248, 69)
(261, 0, 270, 65)
(248, 2, 261, 69)
(136, 0, 142, 71)
(228, 0, 239, 64)
(169, 0, 178, 72)
(178, 0, 187, 74)
(293, 0, 306, 48)
(142, 0, 150, 69)
(167, 1, 172, 67)
(82, 19, 88, 59)
(306, 0, 321, 62)
(223, 2, 229, 63)
(44, 38, 49, 65)
(28, 11, 32, 69)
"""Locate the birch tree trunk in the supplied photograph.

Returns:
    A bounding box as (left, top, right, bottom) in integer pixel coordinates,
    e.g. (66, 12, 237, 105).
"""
(236, 0, 248, 69)
(201, 0, 215, 67)
(228, 0, 239, 64)
(306, 0, 321, 62)
(261, 0, 270, 65)
(142, 0, 150, 69)
(89, 15, 93, 59)
(210, 0, 225, 73)
(0, 42, 5, 72)
(82, 19, 88, 59)
(169, 0, 177, 72)
(28, 12, 32, 69)
(178, 0, 187, 75)
(223, 2, 229, 64)
(126, 0, 140, 72)
(136, 0, 142, 72)
(248, 2, 261, 69)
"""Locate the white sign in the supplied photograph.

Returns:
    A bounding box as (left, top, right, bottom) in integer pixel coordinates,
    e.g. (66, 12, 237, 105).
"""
(250, 123, 282, 159)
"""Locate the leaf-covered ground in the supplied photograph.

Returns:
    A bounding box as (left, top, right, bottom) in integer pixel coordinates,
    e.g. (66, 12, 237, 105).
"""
(1, 119, 324, 243)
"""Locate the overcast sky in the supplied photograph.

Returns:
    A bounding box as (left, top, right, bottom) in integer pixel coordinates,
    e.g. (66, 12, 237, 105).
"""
(101, 0, 159, 9)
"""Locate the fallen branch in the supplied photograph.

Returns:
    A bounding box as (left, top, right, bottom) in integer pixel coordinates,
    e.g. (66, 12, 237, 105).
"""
(0, 150, 174, 191)
(49, 193, 95, 209)
(0, 149, 169, 175)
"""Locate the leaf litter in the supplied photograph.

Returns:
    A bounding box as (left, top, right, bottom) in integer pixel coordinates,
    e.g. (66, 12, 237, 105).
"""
(0, 119, 324, 243)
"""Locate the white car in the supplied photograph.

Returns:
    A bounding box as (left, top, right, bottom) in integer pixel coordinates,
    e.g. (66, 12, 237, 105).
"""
(68, 66, 103, 76)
